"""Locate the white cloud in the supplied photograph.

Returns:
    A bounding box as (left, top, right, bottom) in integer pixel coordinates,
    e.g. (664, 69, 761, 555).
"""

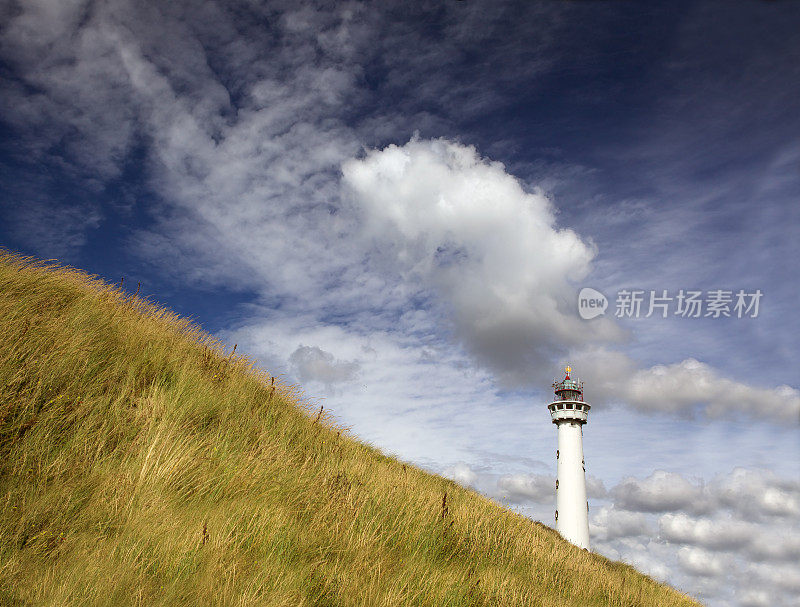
(745, 563, 800, 594)
(0, 0, 141, 179)
(611, 471, 711, 514)
(342, 137, 623, 386)
(659, 513, 754, 551)
(737, 589, 771, 607)
(676, 546, 726, 577)
(443, 463, 478, 488)
(590, 506, 653, 541)
(289, 345, 359, 388)
(621, 540, 673, 583)
(625, 359, 800, 422)
(573, 349, 800, 423)
(496, 473, 555, 504)
(746, 531, 800, 563)
(586, 474, 608, 499)
(711, 467, 800, 520)
(607, 467, 800, 524)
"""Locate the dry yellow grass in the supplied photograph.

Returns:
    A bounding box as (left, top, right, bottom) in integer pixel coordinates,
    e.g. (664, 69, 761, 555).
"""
(0, 250, 701, 606)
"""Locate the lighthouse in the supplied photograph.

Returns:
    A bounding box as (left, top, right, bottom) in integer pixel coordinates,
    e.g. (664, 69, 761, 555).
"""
(548, 365, 591, 549)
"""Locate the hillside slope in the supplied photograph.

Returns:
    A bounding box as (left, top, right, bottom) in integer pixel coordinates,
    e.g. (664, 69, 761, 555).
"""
(0, 251, 700, 606)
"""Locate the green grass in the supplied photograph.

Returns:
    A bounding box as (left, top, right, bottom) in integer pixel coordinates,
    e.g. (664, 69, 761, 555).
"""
(0, 251, 701, 606)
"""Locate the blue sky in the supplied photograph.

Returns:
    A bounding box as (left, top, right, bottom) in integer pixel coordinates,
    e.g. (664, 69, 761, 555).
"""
(1, 1, 799, 605)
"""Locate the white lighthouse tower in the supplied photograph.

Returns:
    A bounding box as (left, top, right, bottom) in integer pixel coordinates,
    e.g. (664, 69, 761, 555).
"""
(548, 365, 591, 549)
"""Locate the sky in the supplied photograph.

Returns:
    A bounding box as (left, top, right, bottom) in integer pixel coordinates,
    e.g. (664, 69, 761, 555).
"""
(1, 1, 799, 605)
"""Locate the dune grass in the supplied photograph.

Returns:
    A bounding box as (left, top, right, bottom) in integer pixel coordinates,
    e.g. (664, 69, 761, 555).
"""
(0, 251, 700, 606)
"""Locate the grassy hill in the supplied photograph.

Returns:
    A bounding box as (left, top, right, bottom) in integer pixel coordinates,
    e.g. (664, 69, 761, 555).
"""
(0, 251, 700, 606)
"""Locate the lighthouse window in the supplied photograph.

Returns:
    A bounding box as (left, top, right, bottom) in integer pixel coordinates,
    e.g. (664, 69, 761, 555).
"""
(554, 510, 558, 521)
(556, 450, 559, 459)
(555, 480, 559, 489)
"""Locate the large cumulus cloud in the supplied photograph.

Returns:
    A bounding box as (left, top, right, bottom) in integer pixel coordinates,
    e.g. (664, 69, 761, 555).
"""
(342, 138, 623, 386)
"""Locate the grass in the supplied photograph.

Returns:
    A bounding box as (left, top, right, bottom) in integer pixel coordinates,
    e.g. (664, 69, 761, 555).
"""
(0, 251, 701, 606)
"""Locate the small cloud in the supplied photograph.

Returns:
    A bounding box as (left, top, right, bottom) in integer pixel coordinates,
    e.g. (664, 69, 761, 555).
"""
(746, 531, 800, 563)
(590, 506, 653, 541)
(574, 349, 800, 424)
(676, 546, 726, 578)
(289, 345, 359, 387)
(710, 467, 800, 519)
(658, 513, 753, 551)
(496, 473, 555, 504)
(737, 589, 771, 607)
(586, 474, 608, 499)
(610, 470, 711, 514)
(626, 359, 800, 422)
(745, 562, 800, 594)
(443, 463, 478, 488)
(419, 348, 438, 363)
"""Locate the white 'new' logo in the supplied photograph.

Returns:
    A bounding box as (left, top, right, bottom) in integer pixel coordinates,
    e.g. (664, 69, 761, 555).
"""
(578, 287, 608, 319)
